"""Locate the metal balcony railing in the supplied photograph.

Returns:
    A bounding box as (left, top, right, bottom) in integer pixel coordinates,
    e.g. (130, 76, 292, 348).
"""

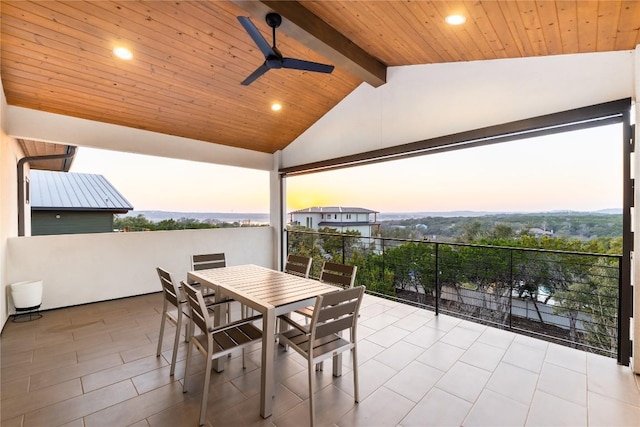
(285, 229, 623, 362)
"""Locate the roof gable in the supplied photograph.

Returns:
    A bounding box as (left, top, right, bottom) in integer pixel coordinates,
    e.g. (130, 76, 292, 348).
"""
(30, 171, 133, 212)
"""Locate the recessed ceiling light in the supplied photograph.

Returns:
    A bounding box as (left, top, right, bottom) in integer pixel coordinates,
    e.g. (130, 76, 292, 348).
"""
(445, 14, 466, 26)
(271, 103, 282, 112)
(113, 46, 133, 60)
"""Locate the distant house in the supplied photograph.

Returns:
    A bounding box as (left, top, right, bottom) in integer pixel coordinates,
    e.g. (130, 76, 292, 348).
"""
(30, 171, 133, 236)
(289, 206, 380, 238)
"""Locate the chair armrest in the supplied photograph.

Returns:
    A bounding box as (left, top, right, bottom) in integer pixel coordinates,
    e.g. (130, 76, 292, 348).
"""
(278, 315, 309, 334)
(208, 314, 263, 334)
(204, 297, 235, 308)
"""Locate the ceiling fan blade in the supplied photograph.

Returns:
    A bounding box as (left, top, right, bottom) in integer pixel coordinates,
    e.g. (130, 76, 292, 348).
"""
(241, 63, 270, 86)
(282, 58, 335, 74)
(237, 16, 275, 59)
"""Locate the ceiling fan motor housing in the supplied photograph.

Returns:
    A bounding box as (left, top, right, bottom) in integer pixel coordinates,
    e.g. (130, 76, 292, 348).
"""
(266, 12, 282, 28)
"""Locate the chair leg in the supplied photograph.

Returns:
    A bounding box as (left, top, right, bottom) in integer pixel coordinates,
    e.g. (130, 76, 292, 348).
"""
(156, 312, 166, 357)
(183, 340, 193, 393)
(199, 354, 213, 426)
(170, 318, 181, 376)
(308, 358, 316, 427)
(332, 353, 342, 377)
(352, 347, 359, 403)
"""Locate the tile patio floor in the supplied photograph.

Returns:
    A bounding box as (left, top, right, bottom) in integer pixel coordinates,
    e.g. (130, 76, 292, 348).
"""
(1, 292, 639, 426)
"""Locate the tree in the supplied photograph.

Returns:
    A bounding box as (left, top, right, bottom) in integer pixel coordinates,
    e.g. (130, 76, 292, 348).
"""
(114, 214, 155, 231)
(317, 227, 361, 264)
(349, 250, 396, 297)
(490, 224, 515, 240)
(383, 242, 436, 305)
(553, 257, 619, 352)
(454, 243, 512, 322)
(456, 220, 485, 243)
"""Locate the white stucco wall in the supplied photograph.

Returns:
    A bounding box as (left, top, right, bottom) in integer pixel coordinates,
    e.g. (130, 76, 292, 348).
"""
(0, 78, 15, 327)
(0, 78, 31, 328)
(5, 227, 273, 314)
(282, 50, 636, 168)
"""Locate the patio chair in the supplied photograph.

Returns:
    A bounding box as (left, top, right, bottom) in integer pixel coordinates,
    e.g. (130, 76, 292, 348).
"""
(295, 261, 357, 320)
(190, 252, 226, 297)
(192, 252, 226, 270)
(190, 252, 233, 321)
(278, 286, 365, 427)
(182, 283, 263, 426)
(284, 254, 313, 278)
(156, 267, 189, 376)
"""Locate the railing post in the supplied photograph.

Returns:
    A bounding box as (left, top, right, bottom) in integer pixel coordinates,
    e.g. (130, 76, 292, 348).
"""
(342, 234, 346, 264)
(617, 257, 630, 365)
(509, 249, 513, 329)
(435, 243, 440, 316)
(381, 238, 385, 283)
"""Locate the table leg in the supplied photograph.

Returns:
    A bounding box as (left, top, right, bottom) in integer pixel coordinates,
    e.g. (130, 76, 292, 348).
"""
(260, 308, 275, 418)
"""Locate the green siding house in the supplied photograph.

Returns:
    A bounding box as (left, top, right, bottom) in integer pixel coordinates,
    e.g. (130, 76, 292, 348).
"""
(30, 171, 133, 236)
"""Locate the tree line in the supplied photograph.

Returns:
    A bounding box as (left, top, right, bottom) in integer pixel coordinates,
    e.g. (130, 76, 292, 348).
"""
(380, 212, 622, 241)
(114, 214, 265, 231)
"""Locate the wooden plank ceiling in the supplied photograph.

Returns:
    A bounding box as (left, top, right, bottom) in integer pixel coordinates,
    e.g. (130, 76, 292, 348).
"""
(2, 1, 639, 155)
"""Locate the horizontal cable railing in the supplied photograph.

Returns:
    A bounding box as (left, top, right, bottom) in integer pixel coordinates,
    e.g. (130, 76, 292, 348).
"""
(286, 230, 621, 359)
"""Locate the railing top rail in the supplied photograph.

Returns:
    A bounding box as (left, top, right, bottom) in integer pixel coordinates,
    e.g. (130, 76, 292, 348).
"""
(285, 229, 622, 259)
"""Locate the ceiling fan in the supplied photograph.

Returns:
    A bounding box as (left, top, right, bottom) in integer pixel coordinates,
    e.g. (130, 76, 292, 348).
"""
(237, 12, 335, 86)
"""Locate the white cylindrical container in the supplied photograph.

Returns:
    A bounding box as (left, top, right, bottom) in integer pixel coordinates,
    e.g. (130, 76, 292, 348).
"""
(10, 280, 43, 310)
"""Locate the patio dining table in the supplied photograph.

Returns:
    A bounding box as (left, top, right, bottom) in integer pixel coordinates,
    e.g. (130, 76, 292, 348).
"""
(186, 264, 338, 418)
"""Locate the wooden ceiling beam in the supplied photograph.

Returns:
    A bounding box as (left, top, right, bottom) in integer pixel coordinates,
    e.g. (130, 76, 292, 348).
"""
(231, 0, 387, 87)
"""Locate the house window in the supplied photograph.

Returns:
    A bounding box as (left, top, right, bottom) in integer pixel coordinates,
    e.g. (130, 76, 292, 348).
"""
(334, 214, 337, 219)
(346, 214, 352, 219)
(306, 217, 313, 228)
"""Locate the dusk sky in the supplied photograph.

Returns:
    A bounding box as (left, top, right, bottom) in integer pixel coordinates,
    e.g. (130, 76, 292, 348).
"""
(70, 123, 622, 214)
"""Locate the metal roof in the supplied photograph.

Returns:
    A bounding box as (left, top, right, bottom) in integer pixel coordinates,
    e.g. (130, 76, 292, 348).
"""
(30, 171, 133, 212)
(290, 207, 378, 214)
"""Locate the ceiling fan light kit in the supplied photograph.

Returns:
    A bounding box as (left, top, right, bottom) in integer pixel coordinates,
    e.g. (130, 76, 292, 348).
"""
(237, 13, 335, 86)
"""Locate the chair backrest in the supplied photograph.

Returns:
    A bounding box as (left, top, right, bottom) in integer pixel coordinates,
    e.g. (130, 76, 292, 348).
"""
(192, 253, 226, 271)
(309, 286, 365, 343)
(182, 282, 211, 335)
(284, 254, 312, 278)
(157, 267, 180, 309)
(319, 261, 357, 289)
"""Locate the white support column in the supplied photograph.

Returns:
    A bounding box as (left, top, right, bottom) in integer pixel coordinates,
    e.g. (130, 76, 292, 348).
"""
(269, 150, 285, 270)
